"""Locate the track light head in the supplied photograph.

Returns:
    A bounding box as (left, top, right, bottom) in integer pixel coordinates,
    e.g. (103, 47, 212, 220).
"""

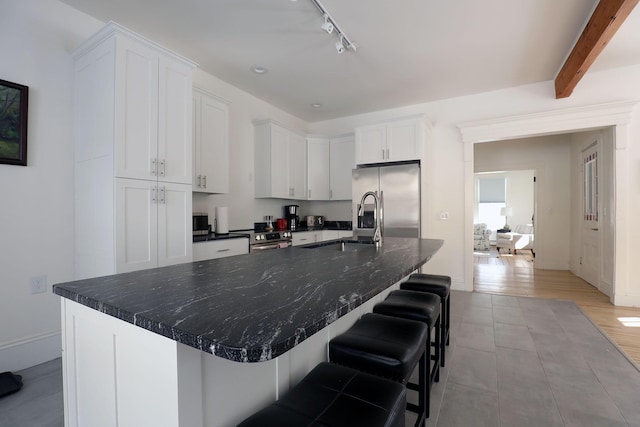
(321, 15, 334, 34)
(335, 36, 345, 53)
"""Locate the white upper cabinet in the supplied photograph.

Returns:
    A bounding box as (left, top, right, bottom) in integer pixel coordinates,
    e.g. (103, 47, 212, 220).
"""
(193, 88, 230, 193)
(112, 36, 193, 184)
(329, 135, 355, 200)
(307, 138, 330, 200)
(355, 115, 426, 165)
(254, 120, 307, 199)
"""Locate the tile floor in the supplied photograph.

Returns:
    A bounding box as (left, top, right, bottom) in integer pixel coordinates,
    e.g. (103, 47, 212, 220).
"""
(2, 290, 640, 426)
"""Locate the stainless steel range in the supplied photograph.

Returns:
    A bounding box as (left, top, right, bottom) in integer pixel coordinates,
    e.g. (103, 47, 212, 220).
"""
(249, 230, 293, 251)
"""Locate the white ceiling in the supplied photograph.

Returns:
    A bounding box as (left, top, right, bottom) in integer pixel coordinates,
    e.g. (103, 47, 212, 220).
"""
(59, 0, 640, 122)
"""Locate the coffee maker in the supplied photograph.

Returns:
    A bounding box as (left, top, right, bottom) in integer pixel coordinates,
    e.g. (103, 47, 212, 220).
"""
(284, 205, 300, 230)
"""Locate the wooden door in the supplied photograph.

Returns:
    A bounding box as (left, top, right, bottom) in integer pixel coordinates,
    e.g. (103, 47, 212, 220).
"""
(579, 142, 601, 287)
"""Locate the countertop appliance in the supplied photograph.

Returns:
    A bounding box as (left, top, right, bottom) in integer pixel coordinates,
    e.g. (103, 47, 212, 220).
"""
(249, 230, 293, 251)
(284, 205, 300, 230)
(193, 213, 209, 236)
(304, 215, 325, 227)
(352, 162, 420, 241)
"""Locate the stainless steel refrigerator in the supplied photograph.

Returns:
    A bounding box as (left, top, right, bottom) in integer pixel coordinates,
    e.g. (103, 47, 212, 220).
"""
(352, 162, 420, 241)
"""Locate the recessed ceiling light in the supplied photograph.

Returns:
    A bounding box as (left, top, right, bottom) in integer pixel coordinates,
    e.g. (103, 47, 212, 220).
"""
(250, 66, 267, 74)
(311, 103, 323, 108)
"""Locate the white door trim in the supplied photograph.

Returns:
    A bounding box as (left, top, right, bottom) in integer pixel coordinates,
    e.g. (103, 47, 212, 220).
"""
(458, 100, 638, 305)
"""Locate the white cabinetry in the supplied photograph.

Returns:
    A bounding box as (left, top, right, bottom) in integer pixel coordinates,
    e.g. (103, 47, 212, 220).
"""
(254, 120, 307, 199)
(292, 231, 323, 246)
(355, 116, 426, 165)
(192, 238, 249, 262)
(306, 135, 354, 201)
(329, 135, 355, 200)
(73, 22, 196, 279)
(192, 88, 229, 193)
(307, 138, 330, 200)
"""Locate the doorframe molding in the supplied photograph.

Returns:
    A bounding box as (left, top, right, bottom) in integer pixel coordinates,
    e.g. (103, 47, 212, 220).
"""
(457, 100, 638, 305)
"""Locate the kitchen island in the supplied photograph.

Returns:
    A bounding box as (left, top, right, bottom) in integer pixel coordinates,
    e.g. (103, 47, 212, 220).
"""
(54, 237, 443, 426)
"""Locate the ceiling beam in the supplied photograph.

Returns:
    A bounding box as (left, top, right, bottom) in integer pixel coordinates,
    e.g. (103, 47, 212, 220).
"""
(555, 0, 639, 98)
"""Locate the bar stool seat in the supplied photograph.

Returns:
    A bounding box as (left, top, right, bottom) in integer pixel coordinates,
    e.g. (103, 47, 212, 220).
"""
(401, 274, 451, 367)
(329, 313, 429, 427)
(238, 362, 407, 427)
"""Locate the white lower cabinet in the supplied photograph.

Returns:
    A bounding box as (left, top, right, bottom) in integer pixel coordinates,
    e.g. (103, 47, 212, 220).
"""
(292, 230, 354, 247)
(292, 231, 322, 246)
(192, 238, 249, 262)
(116, 178, 192, 273)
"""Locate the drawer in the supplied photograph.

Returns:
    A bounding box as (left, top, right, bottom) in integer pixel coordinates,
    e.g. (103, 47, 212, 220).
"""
(193, 238, 249, 262)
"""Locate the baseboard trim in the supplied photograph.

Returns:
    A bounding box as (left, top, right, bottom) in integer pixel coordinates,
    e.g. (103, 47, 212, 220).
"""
(0, 331, 62, 372)
(613, 294, 640, 308)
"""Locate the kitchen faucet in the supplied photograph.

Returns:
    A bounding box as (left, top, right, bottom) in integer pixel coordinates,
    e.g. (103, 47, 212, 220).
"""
(358, 191, 382, 247)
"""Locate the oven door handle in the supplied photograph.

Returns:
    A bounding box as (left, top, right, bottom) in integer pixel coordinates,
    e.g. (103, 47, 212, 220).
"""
(251, 242, 284, 251)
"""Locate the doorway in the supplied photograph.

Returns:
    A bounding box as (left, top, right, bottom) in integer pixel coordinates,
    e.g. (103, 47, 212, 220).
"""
(578, 140, 601, 288)
(460, 100, 636, 304)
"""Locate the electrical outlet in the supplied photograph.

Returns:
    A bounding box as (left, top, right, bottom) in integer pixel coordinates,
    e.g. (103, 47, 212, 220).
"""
(30, 275, 47, 294)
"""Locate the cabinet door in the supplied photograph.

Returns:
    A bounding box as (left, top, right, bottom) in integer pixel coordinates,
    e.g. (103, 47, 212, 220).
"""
(158, 56, 192, 184)
(289, 133, 307, 199)
(330, 136, 355, 200)
(157, 182, 192, 267)
(114, 39, 159, 181)
(270, 125, 291, 199)
(292, 231, 318, 246)
(116, 178, 157, 273)
(386, 118, 423, 162)
(307, 138, 330, 200)
(194, 91, 229, 193)
(355, 123, 385, 165)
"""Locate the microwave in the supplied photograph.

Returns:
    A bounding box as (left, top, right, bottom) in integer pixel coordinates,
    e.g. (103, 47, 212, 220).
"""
(193, 213, 209, 235)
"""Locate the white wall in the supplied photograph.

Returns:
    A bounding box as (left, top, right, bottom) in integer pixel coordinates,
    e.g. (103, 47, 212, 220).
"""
(474, 136, 571, 269)
(0, 0, 103, 371)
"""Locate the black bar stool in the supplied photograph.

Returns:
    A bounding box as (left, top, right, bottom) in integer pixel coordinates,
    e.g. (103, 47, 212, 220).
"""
(373, 290, 441, 416)
(329, 313, 429, 427)
(237, 362, 407, 427)
(401, 273, 451, 367)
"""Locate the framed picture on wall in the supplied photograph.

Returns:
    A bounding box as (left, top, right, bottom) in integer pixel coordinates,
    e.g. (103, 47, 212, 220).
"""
(0, 78, 29, 166)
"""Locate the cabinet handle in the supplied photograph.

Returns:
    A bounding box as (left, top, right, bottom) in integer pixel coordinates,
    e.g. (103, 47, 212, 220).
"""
(159, 159, 166, 177)
(300, 238, 308, 241)
(386, 148, 390, 159)
(203, 175, 207, 188)
(159, 186, 166, 204)
(151, 186, 157, 204)
(308, 189, 311, 198)
(382, 149, 385, 160)
(151, 158, 157, 176)
(197, 175, 202, 187)
(330, 189, 333, 199)
(216, 248, 230, 253)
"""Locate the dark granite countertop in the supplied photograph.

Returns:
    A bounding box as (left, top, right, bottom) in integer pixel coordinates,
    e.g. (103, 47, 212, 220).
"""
(53, 237, 443, 363)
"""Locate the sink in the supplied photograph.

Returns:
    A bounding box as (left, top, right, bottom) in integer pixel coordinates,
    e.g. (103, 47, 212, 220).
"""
(300, 239, 374, 251)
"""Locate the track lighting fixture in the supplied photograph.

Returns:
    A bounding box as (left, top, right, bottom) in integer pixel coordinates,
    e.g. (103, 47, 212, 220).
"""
(311, 0, 357, 53)
(321, 14, 334, 34)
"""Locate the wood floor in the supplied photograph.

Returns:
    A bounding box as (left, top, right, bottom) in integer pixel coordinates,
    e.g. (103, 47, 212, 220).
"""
(474, 247, 640, 365)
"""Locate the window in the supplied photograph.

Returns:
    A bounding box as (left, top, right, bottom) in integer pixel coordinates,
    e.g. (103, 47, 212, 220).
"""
(583, 150, 598, 222)
(477, 177, 506, 234)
